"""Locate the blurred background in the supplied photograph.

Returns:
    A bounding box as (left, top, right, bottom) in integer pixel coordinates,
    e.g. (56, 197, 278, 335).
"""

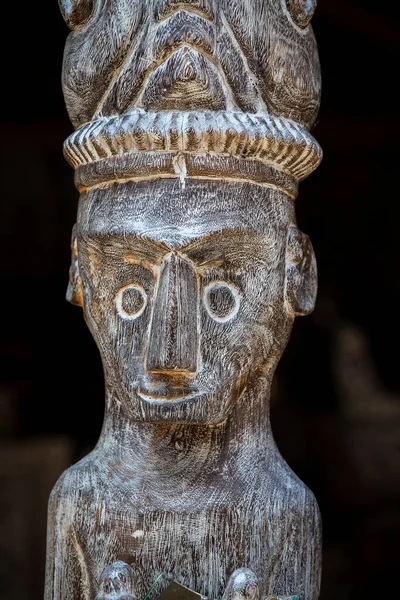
(0, 1, 399, 599)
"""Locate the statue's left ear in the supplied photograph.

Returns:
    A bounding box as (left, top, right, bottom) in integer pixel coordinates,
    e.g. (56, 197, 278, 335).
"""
(66, 224, 84, 307)
(284, 226, 317, 316)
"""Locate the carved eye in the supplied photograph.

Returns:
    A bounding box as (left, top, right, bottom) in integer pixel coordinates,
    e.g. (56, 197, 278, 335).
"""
(59, 0, 96, 30)
(116, 284, 147, 320)
(285, 0, 317, 29)
(204, 282, 240, 323)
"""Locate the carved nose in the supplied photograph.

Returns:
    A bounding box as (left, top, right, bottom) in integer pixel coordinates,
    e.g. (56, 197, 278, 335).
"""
(146, 253, 198, 375)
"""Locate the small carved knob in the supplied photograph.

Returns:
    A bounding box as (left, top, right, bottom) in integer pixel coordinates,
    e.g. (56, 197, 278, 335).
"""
(286, 0, 318, 28)
(223, 569, 260, 600)
(59, 0, 95, 30)
(96, 561, 137, 600)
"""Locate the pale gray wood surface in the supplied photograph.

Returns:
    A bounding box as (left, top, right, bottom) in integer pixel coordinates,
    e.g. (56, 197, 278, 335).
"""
(46, 2, 323, 599)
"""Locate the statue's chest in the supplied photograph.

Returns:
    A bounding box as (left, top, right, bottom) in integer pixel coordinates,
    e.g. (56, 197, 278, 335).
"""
(91, 499, 264, 553)
(82, 499, 272, 597)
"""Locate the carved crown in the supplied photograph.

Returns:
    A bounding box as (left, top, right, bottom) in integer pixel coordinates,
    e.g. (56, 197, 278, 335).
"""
(61, 0, 322, 198)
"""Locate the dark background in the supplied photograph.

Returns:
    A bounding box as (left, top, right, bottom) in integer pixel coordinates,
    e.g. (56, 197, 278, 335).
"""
(0, 1, 399, 598)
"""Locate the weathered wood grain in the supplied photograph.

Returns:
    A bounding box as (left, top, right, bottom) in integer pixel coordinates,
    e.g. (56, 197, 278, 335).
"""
(61, 1, 320, 128)
(46, 1, 323, 599)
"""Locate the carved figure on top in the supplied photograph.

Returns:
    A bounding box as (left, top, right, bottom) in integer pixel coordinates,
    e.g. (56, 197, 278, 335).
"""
(60, 0, 320, 129)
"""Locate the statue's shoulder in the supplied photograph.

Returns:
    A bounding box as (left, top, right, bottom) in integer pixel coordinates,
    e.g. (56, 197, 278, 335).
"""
(283, 476, 322, 535)
(266, 457, 321, 521)
(45, 456, 104, 599)
(49, 452, 104, 513)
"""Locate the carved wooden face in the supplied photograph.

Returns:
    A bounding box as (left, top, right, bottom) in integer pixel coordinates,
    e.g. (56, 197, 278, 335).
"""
(70, 179, 316, 423)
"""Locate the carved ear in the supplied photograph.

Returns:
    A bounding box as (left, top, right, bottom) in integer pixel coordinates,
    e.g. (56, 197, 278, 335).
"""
(66, 224, 84, 307)
(59, 0, 95, 30)
(285, 226, 317, 316)
(285, 0, 318, 29)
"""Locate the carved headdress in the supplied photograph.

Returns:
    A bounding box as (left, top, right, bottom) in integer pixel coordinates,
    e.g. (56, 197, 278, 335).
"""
(61, 0, 322, 199)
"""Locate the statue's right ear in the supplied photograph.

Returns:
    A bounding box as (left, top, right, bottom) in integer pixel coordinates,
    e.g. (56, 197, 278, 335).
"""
(66, 224, 84, 307)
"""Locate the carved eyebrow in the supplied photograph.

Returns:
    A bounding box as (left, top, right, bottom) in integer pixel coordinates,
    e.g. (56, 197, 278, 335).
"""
(83, 231, 275, 271)
(181, 229, 267, 249)
(126, 235, 171, 255)
(84, 233, 170, 258)
(182, 230, 275, 270)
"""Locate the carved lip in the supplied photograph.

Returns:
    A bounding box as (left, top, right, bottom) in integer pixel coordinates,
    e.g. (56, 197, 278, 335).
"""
(136, 385, 202, 405)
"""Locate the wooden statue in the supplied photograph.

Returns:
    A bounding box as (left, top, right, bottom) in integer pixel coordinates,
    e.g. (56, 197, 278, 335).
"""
(46, 1, 322, 599)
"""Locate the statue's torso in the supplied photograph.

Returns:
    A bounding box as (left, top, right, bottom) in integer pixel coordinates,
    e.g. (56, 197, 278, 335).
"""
(48, 452, 321, 600)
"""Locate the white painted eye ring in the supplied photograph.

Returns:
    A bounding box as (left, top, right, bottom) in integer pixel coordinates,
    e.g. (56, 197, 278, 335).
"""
(203, 281, 241, 323)
(115, 284, 147, 320)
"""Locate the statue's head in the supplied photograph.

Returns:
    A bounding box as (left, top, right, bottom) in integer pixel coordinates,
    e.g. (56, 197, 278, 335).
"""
(67, 178, 317, 424)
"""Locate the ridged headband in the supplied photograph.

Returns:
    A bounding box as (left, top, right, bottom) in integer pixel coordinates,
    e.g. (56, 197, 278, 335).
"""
(64, 110, 322, 200)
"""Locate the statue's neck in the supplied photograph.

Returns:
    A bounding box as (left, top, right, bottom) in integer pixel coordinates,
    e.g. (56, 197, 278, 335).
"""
(93, 380, 279, 501)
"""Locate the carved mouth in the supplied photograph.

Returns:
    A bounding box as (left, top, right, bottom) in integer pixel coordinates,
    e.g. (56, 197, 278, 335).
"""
(136, 386, 202, 405)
